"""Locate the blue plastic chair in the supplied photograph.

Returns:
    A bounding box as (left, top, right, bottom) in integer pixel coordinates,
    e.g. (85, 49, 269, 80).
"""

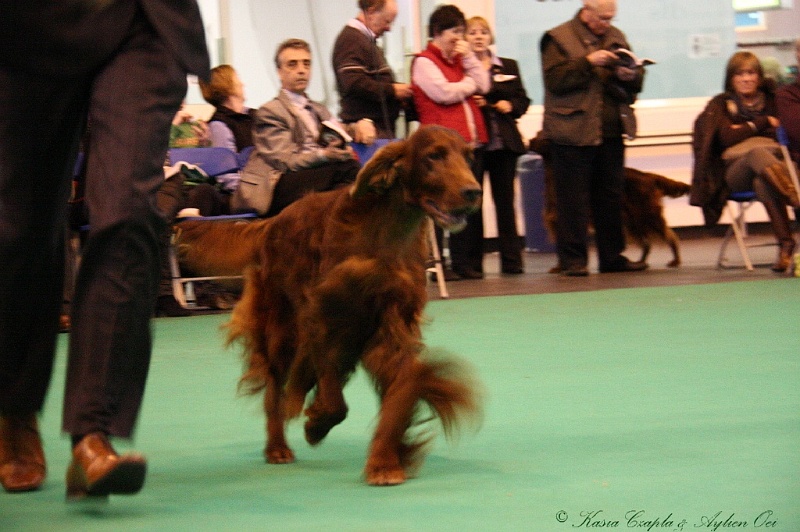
(236, 145, 255, 169)
(350, 139, 393, 166)
(167, 147, 240, 178)
(717, 191, 760, 270)
(166, 147, 255, 309)
(169, 213, 258, 309)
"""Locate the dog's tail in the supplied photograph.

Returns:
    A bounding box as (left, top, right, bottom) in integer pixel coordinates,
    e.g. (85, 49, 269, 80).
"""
(399, 350, 484, 471)
(173, 218, 270, 276)
(645, 170, 692, 198)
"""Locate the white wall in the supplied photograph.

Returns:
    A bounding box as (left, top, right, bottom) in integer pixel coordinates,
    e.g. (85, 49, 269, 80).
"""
(189, 0, 793, 231)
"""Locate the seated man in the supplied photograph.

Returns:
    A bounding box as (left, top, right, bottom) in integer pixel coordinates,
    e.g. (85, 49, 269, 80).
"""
(232, 38, 370, 217)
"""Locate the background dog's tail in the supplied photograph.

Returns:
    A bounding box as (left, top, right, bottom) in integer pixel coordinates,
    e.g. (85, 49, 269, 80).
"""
(174, 218, 270, 276)
(647, 171, 692, 198)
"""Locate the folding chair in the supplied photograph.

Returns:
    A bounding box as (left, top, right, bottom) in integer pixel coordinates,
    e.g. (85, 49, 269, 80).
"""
(236, 145, 255, 168)
(350, 138, 392, 165)
(169, 213, 257, 309)
(167, 147, 240, 177)
(717, 191, 764, 271)
(351, 139, 449, 298)
(166, 147, 253, 309)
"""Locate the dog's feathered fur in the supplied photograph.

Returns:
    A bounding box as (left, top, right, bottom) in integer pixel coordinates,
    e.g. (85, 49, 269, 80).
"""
(529, 134, 691, 268)
(176, 125, 483, 486)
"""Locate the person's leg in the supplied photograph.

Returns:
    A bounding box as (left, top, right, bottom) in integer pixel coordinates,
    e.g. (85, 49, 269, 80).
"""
(267, 159, 359, 217)
(725, 149, 796, 271)
(753, 173, 796, 272)
(0, 66, 88, 493)
(63, 13, 187, 441)
(590, 139, 630, 271)
(450, 148, 485, 277)
(486, 150, 523, 273)
(551, 143, 592, 273)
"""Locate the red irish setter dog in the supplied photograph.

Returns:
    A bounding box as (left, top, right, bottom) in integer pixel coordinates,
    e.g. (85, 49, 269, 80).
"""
(176, 125, 484, 485)
(529, 134, 691, 269)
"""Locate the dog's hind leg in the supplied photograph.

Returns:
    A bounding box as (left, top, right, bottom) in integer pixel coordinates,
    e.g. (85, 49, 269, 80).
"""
(663, 226, 681, 267)
(634, 236, 651, 264)
(263, 369, 295, 464)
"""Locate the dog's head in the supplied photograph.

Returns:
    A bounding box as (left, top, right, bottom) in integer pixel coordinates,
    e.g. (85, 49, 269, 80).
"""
(351, 125, 481, 233)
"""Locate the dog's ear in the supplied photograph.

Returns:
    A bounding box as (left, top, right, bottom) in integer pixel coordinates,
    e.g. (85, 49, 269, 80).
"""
(350, 140, 407, 198)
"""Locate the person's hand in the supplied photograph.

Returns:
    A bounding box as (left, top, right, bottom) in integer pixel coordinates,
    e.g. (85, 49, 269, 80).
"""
(191, 120, 211, 146)
(768, 116, 780, 128)
(472, 94, 487, 107)
(352, 119, 377, 145)
(172, 108, 193, 125)
(393, 83, 413, 100)
(586, 49, 618, 67)
(453, 39, 471, 59)
(493, 100, 512, 114)
(615, 65, 636, 82)
(322, 146, 353, 162)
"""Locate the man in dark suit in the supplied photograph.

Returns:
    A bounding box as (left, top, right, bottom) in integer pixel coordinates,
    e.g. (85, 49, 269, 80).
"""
(0, 0, 209, 499)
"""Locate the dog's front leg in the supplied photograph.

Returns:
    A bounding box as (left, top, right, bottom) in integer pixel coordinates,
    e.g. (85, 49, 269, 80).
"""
(303, 368, 348, 446)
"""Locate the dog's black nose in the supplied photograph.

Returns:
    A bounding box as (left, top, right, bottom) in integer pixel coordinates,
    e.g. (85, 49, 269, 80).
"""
(462, 188, 482, 203)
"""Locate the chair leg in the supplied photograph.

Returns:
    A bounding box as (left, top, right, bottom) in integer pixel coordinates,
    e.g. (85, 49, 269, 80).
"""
(168, 231, 191, 308)
(426, 218, 449, 299)
(718, 201, 754, 271)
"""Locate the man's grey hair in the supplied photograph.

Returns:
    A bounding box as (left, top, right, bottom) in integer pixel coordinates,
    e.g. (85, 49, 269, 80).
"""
(274, 38, 311, 69)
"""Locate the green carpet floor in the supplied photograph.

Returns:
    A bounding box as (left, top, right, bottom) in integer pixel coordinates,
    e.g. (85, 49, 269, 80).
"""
(2, 280, 798, 531)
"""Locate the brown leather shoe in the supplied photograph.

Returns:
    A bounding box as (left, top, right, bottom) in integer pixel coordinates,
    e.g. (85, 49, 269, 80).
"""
(0, 414, 46, 493)
(66, 432, 147, 501)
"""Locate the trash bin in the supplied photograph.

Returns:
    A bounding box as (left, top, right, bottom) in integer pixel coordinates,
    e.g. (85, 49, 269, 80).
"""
(517, 153, 556, 252)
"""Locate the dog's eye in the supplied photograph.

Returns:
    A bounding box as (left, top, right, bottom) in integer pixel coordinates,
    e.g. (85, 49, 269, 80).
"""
(427, 148, 446, 161)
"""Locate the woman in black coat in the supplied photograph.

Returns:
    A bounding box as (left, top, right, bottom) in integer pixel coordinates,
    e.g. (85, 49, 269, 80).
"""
(466, 16, 531, 274)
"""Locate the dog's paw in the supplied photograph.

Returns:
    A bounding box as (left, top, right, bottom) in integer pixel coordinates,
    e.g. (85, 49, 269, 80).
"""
(264, 445, 295, 464)
(304, 408, 347, 446)
(304, 411, 346, 446)
(364, 465, 406, 486)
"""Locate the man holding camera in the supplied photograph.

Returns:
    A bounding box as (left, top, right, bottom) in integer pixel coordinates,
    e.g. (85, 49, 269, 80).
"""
(540, 0, 647, 276)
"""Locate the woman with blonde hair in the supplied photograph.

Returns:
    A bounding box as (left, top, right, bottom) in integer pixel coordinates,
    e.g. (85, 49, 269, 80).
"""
(465, 16, 530, 274)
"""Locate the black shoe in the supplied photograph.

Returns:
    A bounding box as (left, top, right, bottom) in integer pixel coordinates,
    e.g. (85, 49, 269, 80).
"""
(452, 267, 484, 280)
(599, 258, 648, 273)
(501, 265, 524, 275)
(430, 268, 462, 282)
(155, 295, 191, 317)
(561, 265, 589, 277)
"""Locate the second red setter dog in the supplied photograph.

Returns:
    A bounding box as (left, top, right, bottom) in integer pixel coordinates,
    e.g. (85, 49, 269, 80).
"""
(176, 126, 483, 486)
(530, 135, 691, 268)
